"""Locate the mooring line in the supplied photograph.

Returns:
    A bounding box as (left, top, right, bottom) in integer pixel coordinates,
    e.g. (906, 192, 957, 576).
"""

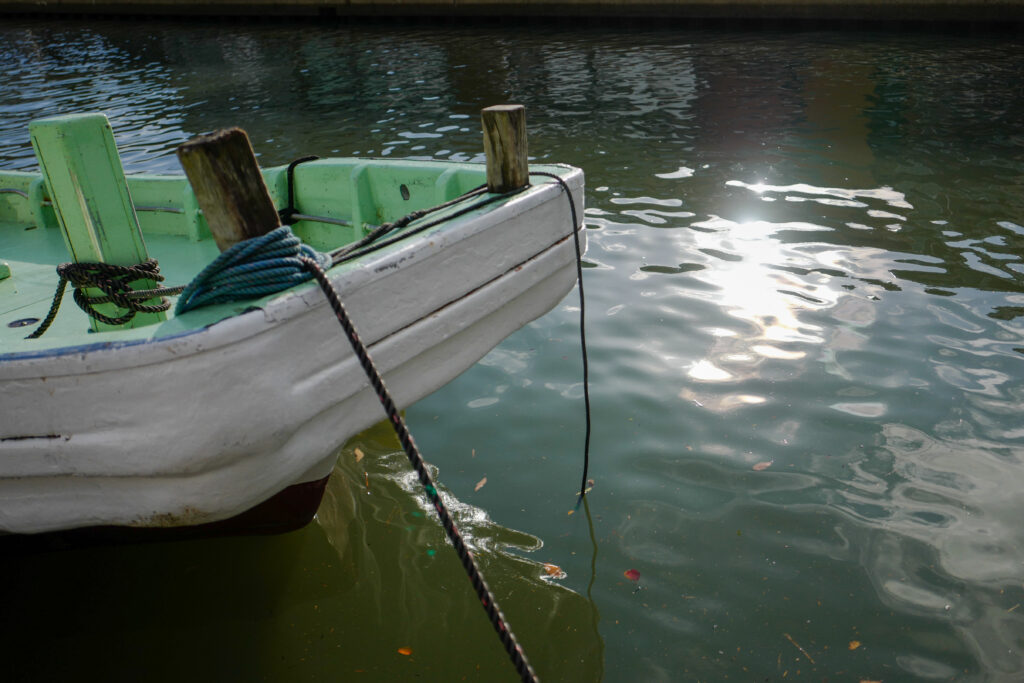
(301, 256, 539, 683)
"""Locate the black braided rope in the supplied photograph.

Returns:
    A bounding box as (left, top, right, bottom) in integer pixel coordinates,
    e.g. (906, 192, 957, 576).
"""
(27, 259, 184, 339)
(330, 185, 491, 265)
(300, 256, 539, 683)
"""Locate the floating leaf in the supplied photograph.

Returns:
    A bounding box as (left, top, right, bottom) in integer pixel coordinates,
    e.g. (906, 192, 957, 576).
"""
(542, 563, 565, 579)
(474, 477, 487, 492)
(849, 640, 861, 651)
(752, 460, 773, 471)
(624, 568, 641, 581)
(354, 447, 364, 463)
(397, 647, 412, 656)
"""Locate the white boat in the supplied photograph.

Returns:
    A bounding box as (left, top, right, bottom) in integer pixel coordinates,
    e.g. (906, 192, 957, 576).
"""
(0, 113, 584, 536)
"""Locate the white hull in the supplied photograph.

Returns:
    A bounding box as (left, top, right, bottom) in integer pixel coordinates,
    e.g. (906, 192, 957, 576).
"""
(0, 168, 584, 534)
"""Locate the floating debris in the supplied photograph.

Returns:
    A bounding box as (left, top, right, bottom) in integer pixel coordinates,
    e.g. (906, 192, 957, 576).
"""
(542, 563, 566, 579)
(783, 633, 815, 664)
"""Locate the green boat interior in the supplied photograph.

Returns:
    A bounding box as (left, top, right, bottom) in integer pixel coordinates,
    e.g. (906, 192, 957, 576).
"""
(0, 116, 490, 351)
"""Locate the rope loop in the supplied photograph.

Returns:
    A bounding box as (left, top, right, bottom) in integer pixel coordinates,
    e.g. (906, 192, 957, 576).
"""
(27, 259, 181, 339)
(175, 226, 330, 315)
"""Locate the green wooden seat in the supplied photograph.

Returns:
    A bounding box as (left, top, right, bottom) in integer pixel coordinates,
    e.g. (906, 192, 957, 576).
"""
(29, 113, 166, 330)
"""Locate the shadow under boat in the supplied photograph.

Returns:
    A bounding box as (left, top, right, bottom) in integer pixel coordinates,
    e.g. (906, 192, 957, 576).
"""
(0, 421, 605, 682)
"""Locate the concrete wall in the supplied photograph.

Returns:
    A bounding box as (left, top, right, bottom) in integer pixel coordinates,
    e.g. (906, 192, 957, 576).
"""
(1, 0, 1022, 22)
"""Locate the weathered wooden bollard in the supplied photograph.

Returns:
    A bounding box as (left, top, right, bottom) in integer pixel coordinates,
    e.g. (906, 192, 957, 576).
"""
(481, 104, 529, 193)
(176, 128, 280, 252)
(180, 109, 529, 250)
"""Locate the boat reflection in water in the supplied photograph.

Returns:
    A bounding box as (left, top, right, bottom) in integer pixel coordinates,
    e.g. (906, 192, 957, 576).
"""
(317, 420, 605, 681)
(0, 420, 605, 682)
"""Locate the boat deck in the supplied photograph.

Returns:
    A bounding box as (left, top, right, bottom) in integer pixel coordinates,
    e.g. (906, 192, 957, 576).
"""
(0, 157, 492, 353)
(0, 222, 218, 341)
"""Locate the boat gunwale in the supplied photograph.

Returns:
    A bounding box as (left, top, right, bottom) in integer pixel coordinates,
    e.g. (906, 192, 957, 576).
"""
(0, 163, 583, 372)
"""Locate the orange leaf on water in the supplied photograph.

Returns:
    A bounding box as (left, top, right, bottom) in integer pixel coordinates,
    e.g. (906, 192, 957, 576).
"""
(474, 477, 487, 492)
(849, 640, 862, 651)
(542, 563, 564, 578)
(752, 461, 773, 471)
(397, 647, 412, 656)
(624, 568, 641, 581)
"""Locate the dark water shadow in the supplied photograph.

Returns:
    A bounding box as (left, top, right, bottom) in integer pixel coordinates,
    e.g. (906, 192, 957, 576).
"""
(0, 422, 604, 682)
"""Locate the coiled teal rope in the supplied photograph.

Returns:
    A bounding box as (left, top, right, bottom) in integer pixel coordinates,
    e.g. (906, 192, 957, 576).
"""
(175, 226, 331, 315)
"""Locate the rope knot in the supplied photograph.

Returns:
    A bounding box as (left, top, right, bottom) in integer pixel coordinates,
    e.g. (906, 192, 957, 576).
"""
(27, 259, 181, 338)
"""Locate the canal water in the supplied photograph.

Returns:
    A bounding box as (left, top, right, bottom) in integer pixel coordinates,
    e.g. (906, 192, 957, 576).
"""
(1, 18, 1023, 682)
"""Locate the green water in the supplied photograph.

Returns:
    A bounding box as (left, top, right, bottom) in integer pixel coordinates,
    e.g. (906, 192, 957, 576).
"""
(2, 19, 1023, 682)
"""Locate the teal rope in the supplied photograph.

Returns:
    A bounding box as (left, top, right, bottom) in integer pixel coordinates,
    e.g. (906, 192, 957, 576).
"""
(175, 226, 331, 314)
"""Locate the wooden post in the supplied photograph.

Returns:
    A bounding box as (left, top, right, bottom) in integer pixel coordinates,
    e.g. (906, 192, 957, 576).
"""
(29, 113, 166, 331)
(176, 128, 280, 252)
(481, 105, 529, 193)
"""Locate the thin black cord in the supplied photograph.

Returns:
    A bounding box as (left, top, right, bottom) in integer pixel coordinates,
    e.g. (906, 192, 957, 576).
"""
(301, 256, 539, 683)
(278, 156, 320, 225)
(529, 172, 592, 504)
